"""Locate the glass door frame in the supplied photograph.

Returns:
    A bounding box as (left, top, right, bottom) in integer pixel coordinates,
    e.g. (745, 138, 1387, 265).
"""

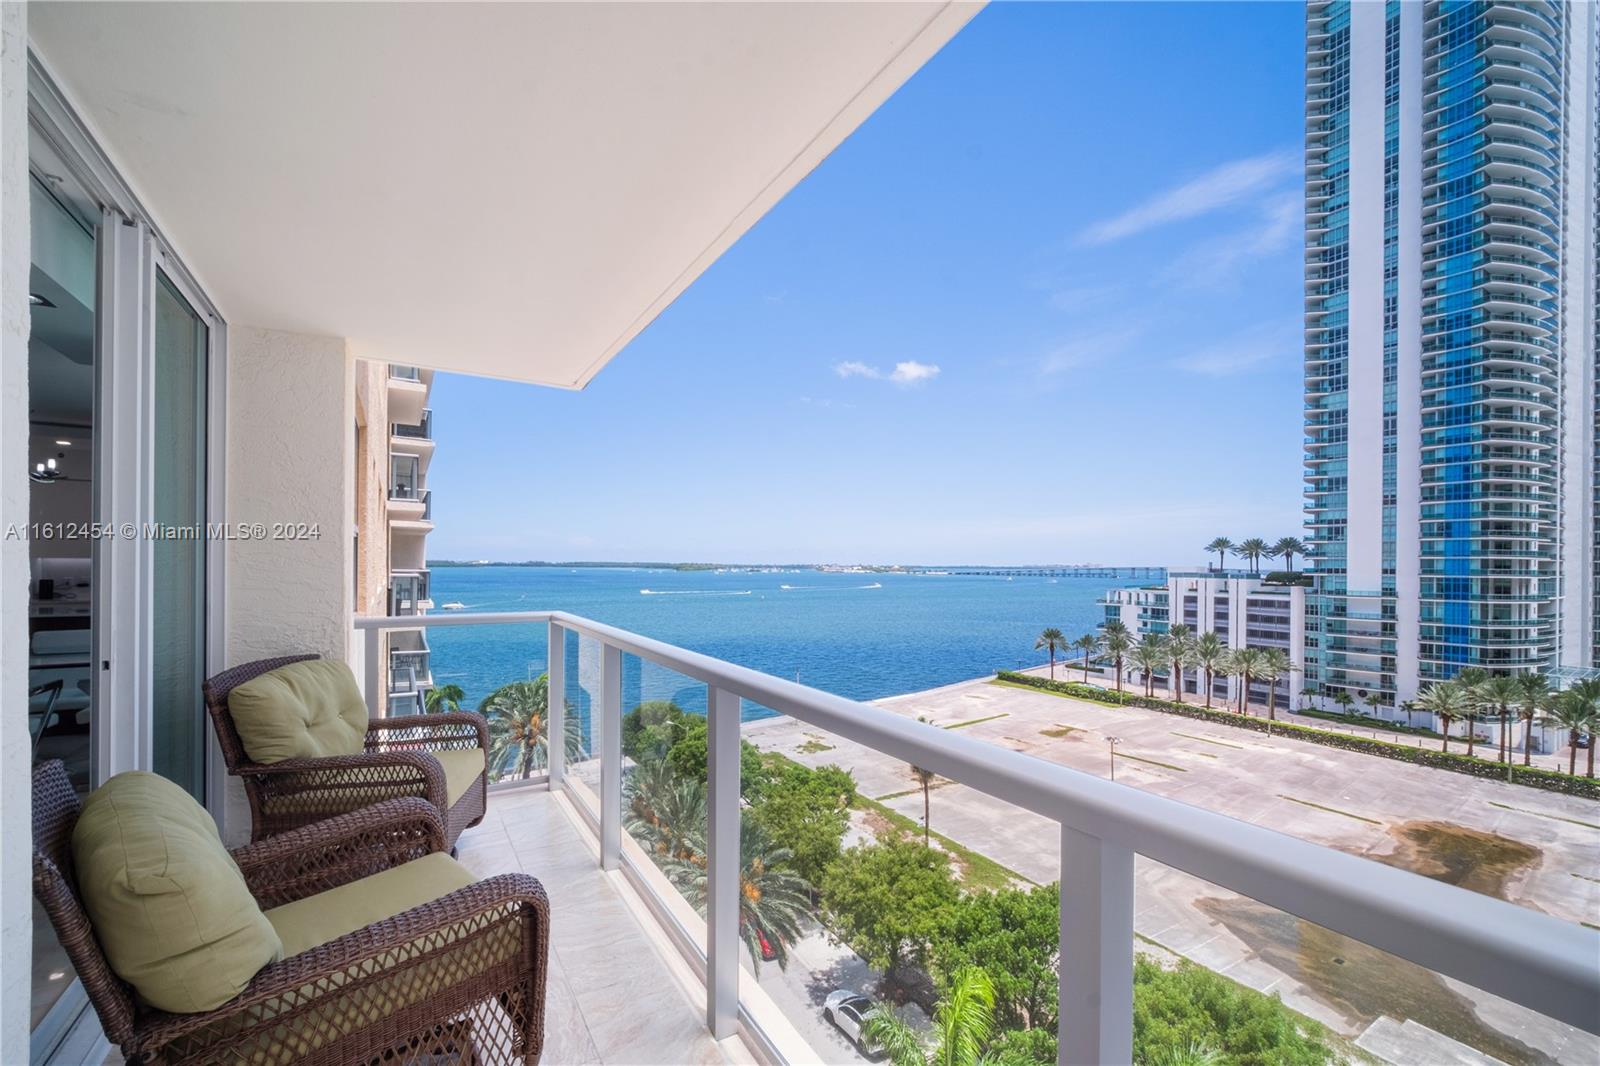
(27, 48, 230, 1061)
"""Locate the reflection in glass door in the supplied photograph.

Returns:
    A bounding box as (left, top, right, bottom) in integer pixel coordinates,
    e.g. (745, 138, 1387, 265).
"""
(150, 272, 208, 797)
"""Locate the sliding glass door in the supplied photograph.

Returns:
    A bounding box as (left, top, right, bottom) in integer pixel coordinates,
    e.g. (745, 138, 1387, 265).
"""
(150, 273, 209, 796)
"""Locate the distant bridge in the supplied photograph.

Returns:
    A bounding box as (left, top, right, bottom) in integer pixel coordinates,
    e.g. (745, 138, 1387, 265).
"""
(936, 565, 1166, 580)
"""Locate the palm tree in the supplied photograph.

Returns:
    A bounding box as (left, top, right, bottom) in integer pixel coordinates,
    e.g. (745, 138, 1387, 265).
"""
(1102, 622, 1134, 695)
(863, 968, 996, 1066)
(1165, 624, 1194, 704)
(664, 816, 812, 970)
(481, 674, 583, 779)
(1233, 538, 1271, 574)
(1363, 694, 1383, 719)
(1571, 680, 1600, 779)
(624, 757, 707, 862)
(1071, 633, 1099, 682)
(1035, 627, 1067, 681)
(1192, 632, 1228, 710)
(1299, 683, 1318, 712)
(1415, 682, 1467, 753)
(1257, 648, 1294, 724)
(1475, 676, 1522, 764)
(1129, 635, 1168, 699)
(1270, 536, 1309, 572)
(1204, 537, 1234, 572)
(910, 764, 936, 846)
(1538, 690, 1597, 777)
(424, 683, 465, 713)
(1330, 689, 1355, 716)
(1457, 699, 1485, 758)
(1229, 648, 1267, 714)
(1516, 672, 1550, 766)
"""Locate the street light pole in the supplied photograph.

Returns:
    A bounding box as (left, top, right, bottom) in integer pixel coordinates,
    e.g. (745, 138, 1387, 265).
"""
(1107, 736, 1122, 781)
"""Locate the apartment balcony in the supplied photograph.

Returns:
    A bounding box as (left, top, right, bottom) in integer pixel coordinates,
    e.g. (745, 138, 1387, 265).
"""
(392, 410, 436, 465)
(387, 365, 432, 426)
(339, 611, 1598, 1066)
(389, 569, 432, 616)
(387, 630, 434, 714)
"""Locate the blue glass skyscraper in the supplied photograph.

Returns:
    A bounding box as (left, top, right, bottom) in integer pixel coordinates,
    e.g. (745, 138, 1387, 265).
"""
(1304, 0, 1597, 711)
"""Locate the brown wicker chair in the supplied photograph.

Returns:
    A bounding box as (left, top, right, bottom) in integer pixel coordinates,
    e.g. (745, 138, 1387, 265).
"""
(204, 654, 489, 848)
(32, 760, 548, 1065)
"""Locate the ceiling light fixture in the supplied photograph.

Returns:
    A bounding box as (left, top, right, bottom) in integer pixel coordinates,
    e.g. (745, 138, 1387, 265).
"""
(29, 293, 56, 308)
(31, 458, 62, 484)
(54, 439, 72, 446)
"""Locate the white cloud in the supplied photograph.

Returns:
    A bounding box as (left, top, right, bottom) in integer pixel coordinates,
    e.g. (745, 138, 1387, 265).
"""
(1078, 148, 1299, 246)
(1166, 192, 1299, 287)
(1172, 320, 1298, 376)
(1038, 326, 1143, 376)
(889, 360, 941, 385)
(833, 360, 941, 387)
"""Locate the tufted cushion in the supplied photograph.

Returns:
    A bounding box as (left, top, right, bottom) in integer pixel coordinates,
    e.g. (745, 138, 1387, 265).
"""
(227, 659, 369, 763)
(72, 772, 283, 1013)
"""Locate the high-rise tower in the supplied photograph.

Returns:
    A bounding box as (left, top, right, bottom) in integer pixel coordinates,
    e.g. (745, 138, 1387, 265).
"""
(1304, 0, 1598, 711)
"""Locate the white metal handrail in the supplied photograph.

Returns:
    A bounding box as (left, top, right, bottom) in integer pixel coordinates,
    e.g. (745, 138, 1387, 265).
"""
(355, 611, 1600, 1062)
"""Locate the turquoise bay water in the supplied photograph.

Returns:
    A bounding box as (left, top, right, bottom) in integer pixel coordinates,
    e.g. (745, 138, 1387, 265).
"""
(425, 566, 1137, 719)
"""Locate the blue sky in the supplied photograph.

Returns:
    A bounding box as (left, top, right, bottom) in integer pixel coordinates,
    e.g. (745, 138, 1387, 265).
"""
(427, 2, 1306, 567)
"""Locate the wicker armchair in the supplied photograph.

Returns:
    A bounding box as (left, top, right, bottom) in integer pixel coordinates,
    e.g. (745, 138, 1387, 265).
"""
(32, 760, 549, 1065)
(204, 654, 489, 848)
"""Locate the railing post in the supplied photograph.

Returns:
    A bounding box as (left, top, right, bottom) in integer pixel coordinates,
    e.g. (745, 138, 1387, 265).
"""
(1059, 826, 1134, 1066)
(363, 626, 382, 717)
(705, 686, 741, 1038)
(547, 621, 566, 788)
(599, 641, 622, 870)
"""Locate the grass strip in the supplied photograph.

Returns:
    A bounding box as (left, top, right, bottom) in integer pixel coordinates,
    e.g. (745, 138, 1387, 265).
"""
(1570, 872, 1600, 885)
(1489, 800, 1600, 831)
(1278, 795, 1381, 825)
(1114, 751, 1187, 772)
(1040, 724, 1080, 739)
(944, 712, 1009, 730)
(852, 793, 1034, 891)
(1172, 730, 1246, 750)
(796, 739, 835, 754)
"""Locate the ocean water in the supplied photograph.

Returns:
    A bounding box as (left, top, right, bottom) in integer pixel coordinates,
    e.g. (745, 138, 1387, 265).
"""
(424, 566, 1140, 719)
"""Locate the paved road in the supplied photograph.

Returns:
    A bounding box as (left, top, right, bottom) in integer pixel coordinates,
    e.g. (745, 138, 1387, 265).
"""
(751, 920, 929, 1065)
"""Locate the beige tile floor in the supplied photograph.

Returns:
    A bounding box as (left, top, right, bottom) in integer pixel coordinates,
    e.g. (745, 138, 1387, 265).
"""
(455, 787, 744, 1066)
(47, 787, 743, 1066)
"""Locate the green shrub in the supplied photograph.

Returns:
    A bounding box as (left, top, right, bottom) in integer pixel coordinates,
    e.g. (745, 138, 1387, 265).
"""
(1261, 571, 1313, 587)
(993, 672, 1600, 800)
(1134, 955, 1335, 1066)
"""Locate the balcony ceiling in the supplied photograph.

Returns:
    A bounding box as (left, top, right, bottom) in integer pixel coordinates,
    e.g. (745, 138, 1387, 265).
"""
(29, 1, 979, 388)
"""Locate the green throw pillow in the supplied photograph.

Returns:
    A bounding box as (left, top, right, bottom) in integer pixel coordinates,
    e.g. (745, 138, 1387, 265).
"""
(72, 772, 283, 1013)
(227, 658, 369, 763)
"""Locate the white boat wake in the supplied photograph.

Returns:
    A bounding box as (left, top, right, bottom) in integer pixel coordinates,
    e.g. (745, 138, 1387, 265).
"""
(779, 582, 882, 591)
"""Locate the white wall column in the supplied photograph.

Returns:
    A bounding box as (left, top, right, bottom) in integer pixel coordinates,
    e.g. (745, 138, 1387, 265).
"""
(1393, 0, 1423, 704)
(1, 3, 33, 1059)
(222, 326, 353, 840)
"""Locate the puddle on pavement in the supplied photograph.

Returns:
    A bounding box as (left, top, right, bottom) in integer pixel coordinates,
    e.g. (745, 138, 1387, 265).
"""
(1366, 821, 1541, 902)
(1195, 821, 1553, 1065)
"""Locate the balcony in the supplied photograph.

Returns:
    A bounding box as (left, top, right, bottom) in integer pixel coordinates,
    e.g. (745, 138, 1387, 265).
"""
(351, 611, 1599, 1065)
(393, 409, 433, 441)
(387, 366, 430, 425)
(388, 569, 432, 616)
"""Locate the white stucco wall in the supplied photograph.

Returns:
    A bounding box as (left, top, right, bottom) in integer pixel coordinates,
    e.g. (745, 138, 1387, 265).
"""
(223, 326, 354, 840)
(1, 3, 32, 1059)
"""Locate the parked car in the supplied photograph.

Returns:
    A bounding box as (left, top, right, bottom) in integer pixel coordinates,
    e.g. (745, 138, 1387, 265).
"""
(822, 989, 881, 1056)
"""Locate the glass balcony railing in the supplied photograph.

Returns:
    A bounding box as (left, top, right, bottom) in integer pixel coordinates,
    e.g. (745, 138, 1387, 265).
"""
(392, 409, 432, 440)
(350, 610, 1599, 1066)
(388, 364, 422, 382)
(388, 570, 430, 616)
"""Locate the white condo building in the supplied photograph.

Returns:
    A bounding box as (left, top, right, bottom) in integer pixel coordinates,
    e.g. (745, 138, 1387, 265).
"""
(1303, 0, 1599, 713)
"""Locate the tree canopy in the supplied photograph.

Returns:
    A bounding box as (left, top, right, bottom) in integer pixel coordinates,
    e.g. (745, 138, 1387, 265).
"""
(932, 886, 1059, 1032)
(821, 836, 959, 975)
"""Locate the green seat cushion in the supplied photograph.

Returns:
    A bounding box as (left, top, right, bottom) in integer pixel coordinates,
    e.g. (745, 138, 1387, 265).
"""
(228, 659, 369, 763)
(433, 747, 486, 808)
(264, 853, 477, 957)
(72, 771, 283, 1013)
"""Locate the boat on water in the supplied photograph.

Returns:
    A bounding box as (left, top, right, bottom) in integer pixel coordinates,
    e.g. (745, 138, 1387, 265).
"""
(440, 601, 467, 610)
